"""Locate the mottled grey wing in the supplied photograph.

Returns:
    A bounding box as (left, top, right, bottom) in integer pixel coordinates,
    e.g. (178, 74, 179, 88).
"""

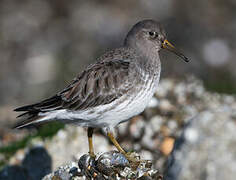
(14, 59, 132, 128)
(15, 60, 131, 114)
(59, 60, 131, 110)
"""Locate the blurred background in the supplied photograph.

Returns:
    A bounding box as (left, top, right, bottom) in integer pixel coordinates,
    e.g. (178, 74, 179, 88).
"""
(0, 0, 236, 179)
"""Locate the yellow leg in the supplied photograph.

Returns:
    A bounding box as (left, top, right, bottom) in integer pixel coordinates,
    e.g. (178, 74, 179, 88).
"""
(107, 131, 140, 168)
(87, 127, 95, 157)
(107, 131, 126, 154)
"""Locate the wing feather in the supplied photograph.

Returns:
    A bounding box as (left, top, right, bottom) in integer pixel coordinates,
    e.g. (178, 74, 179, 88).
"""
(60, 60, 131, 110)
(14, 58, 132, 128)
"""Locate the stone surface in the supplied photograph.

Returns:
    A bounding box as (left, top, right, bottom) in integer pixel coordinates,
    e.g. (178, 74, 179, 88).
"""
(0, 165, 29, 180)
(0, 147, 51, 180)
(22, 147, 52, 180)
(165, 110, 236, 180)
(43, 151, 163, 180)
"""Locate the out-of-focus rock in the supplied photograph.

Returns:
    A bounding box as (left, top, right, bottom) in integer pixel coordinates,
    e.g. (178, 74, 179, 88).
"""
(22, 147, 52, 180)
(0, 147, 52, 180)
(165, 110, 236, 180)
(160, 137, 175, 156)
(202, 39, 231, 67)
(43, 126, 111, 169)
(0, 165, 29, 180)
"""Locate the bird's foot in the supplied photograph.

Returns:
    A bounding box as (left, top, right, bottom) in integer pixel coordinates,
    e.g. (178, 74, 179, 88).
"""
(88, 152, 96, 159)
(123, 152, 141, 169)
(123, 151, 153, 170)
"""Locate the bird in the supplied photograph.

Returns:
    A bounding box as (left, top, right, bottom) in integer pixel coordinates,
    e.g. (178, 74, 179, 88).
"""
(14, 19, 189, 163)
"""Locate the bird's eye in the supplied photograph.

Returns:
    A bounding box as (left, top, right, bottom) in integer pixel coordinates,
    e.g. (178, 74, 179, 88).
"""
(149, 31, 156, 38)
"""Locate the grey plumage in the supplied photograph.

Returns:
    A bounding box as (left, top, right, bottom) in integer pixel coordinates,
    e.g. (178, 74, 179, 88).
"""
(14, 19, 188, 129)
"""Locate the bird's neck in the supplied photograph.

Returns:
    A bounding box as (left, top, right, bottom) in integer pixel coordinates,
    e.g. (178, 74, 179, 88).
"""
(136, 46, 161, 72)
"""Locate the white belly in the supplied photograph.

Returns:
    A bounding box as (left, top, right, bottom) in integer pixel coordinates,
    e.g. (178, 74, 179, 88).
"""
(92, 71, 161, 126)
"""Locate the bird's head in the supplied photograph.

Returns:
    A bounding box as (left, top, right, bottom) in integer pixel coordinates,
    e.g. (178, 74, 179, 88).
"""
(124, 19, 189, 62)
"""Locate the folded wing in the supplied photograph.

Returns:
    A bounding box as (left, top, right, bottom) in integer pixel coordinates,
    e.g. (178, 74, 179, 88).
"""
(14, 59, 131, 128)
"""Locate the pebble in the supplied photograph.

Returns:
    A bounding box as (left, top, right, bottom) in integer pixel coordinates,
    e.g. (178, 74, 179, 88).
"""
(149, 115, 164, 133)
(184, 128, 199, 144)
(147, 98, 159, 108)
(129, 117, 145, 140)
(159, 99, 174, 112)
(160, 137, 175, 156)
(96, 151, 129, 176)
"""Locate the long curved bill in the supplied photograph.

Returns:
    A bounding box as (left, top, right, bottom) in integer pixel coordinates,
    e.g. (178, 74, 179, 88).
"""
(162, 39, 189, 62)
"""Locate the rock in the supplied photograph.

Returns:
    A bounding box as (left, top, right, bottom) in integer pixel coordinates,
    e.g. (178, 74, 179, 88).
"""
(44, 126, 111, 169)
(165, 109, 236, 180)
(96, 151, 129, 176)
(0, 146, 52, 180)
(22, 147, 52, 180)
(0, 165, 29, 180)
(160, 137, 175, 156)
(129, 116, 146, 140)
(43, 151, 163, 180)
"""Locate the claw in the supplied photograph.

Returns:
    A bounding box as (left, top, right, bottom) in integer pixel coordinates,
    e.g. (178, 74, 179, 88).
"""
(123, 152, 141, 169)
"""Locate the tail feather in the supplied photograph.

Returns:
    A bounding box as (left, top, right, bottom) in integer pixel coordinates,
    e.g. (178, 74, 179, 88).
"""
(14, 104, 37, 112)
(14, 95, 62, 129)
(14, 95, 62, 112)
(16, 111, 31, 118)
(13, 112, 44, 129)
